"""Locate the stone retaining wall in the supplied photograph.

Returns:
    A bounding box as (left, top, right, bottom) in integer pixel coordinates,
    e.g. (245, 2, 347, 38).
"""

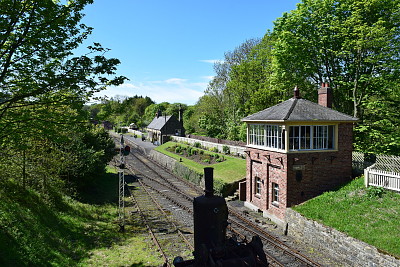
(147, 150, 238, 197)
(171, 136, 246, 158)
(286, 208, 400, 267)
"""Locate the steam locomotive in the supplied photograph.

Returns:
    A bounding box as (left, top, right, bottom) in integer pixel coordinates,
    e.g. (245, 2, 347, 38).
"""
(173, 167, 268, 266)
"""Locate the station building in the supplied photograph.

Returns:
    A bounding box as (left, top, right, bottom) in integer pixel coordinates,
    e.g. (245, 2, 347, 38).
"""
(241, 84, 357, 225)
(146, 109, 185, 145)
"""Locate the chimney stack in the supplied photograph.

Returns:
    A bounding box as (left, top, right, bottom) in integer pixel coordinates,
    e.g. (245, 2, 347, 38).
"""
(318, 83, 332, 108)
(156, 109, 162, 118)
(293, 86, 301, 99)
(178, 104, 183, 123)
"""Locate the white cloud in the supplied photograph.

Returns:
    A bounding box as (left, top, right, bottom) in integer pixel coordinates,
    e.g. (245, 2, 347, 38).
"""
(164, 78, 187, 84)
(199, 59, 224, 64)
(202, 76, 215, 81)
(93, 78, 206, 105)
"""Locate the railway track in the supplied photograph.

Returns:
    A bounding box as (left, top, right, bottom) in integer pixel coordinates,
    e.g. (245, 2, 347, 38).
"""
(125, 169, 194, 266)
(115, 135, 323, 266)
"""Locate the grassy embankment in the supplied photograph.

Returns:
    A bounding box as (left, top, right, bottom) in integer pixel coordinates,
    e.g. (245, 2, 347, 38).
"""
(154, 141, 246, 184)
(293, 177, 400, 258)
(0, 166, 164, 266)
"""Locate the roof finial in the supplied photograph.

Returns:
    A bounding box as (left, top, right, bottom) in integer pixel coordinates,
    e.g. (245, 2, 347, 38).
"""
(294, 86, 301, 99)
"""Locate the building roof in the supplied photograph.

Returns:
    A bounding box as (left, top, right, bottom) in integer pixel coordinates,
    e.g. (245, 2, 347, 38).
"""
(146, 115, 173, 130)
(242, 97, 358, 122)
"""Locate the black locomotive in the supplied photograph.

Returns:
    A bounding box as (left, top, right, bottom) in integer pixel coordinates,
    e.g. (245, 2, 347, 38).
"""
(173, 167, 268, 267)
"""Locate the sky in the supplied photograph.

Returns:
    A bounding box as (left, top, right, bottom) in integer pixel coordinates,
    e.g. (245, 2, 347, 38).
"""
(80, 0, 300, 105)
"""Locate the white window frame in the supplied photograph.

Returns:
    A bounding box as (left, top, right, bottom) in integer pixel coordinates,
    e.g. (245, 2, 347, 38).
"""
(255, 177, 262, 196)
(248, 124, 285, 150)
(289, 125, 335, 151)
(272, 183, 279, 203)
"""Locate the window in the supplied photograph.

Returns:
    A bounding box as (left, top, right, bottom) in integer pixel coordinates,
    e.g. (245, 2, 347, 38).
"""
(289, 125, 335, 151)
(272, 183, 279, 203)
(248, 124, 285, 150)
(255, 177, 262, 195)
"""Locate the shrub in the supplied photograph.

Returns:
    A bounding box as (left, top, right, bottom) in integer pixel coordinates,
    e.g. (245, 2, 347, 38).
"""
(199, 150, 204, 155)
(194, 142, 201, 148)
(223, 145, 230, 154)
(366, 186, 385, 198)
(175, 146, 182, 154)
(192, 149, 197, 155)
(212, 147, 219, 153)
(203, 159, 210, 163)
(214, 154, 219, 159)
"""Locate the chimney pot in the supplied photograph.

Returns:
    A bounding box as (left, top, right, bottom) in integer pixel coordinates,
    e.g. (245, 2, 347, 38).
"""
(293, 86, 301, 99)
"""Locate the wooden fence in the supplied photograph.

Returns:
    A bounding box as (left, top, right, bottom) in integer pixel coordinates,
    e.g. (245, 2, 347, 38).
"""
(361, 153, 400, 192)
(364, 165, 400, 192)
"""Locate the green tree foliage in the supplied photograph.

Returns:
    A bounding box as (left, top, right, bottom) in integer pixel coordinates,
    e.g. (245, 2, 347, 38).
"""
(192, 39, 261, 140)
(198, 0, 400, 154)
(87, 95, 155, 128)
(272, 0, 400, 155)
(0, 0, 127, 144)
(0, 0, 125, 199)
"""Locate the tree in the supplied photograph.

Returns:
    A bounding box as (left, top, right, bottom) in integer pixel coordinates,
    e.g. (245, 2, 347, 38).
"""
(272, 0, 400, 154)
(198, 38, 261, 139)
(0, 0, 127, 144)
(272, 0, 400, 117)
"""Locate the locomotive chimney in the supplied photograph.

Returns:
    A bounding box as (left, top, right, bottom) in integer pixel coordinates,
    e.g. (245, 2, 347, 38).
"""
(318, 82, 333, 108)
(204, 167, 214, 197)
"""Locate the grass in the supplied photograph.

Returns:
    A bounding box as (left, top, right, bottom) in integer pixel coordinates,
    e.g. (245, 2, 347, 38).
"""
(293, 177, 400, 258)
(0, 166, 164, 266)
(155, 141, 246, 184)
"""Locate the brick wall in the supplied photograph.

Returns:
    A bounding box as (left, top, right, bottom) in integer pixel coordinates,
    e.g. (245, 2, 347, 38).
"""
(287, 123, 354, 206)
(245, 148, 288, 220)
(245, 122, 354, 220)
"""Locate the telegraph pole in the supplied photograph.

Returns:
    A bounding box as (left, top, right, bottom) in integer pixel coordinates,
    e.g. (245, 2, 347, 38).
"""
(118, 134, 125, 232)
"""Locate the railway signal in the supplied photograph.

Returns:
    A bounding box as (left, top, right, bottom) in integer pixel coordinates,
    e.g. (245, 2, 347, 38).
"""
(118, 134, 125, 232)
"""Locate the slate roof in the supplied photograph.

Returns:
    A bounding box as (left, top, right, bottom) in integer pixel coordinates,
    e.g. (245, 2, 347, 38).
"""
(146, 115, 173, 130)
(242, 97, 358, 122)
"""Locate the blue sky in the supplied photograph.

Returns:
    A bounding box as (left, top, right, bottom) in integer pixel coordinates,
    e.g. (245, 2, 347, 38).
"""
(81, 0, 300, 105)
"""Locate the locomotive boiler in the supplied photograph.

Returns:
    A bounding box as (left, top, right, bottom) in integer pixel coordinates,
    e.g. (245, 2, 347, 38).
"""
(173, 167, 268, 266)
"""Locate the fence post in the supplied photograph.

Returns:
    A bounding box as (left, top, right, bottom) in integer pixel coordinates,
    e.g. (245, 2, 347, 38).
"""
(364, 167, 369, 188)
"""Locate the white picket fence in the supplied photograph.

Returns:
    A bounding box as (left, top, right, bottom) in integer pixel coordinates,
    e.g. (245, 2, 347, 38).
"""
(364, 164, 400, 192)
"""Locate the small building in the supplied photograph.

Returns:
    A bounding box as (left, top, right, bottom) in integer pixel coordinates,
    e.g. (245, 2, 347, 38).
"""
(146, 110, 185, 144)
(129, 123, 138, 130)
(241, 84, 357, 225)
(102, 121, 113, 130)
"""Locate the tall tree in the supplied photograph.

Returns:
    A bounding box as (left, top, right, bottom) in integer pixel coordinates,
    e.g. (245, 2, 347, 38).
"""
(272, 0, 400, 154)
(272, 0, 400, 118)
(0, 0, 127, 144)
(198, 38, 261, 139)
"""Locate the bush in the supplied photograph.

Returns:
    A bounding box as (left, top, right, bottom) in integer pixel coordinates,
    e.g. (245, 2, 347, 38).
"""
(199, 150, 204, 155)
(194, 142, 201, 148)
(223, 145, 230, 154)
(366, 186, 385, 198)
(212, 147, 219, 153)
(214, 154, 219, 159)
(175, 146, 182, 154)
